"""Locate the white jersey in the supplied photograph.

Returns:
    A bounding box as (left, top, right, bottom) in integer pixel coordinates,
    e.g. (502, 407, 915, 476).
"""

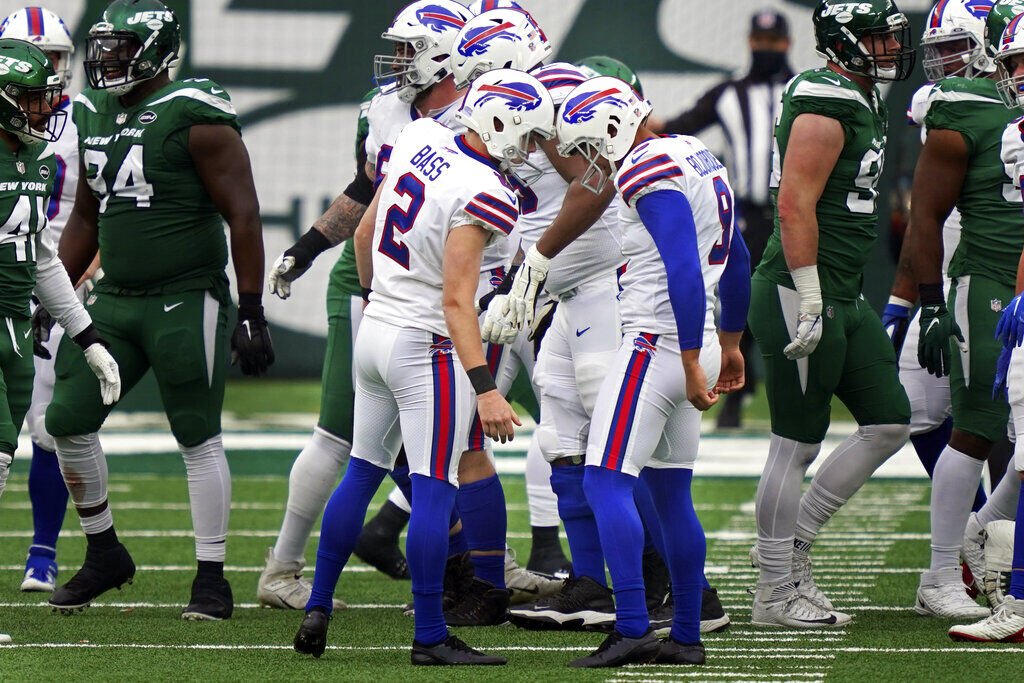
(40, 96, 78, 241)
(613, 135, 735, 348)
(365, 118, 519, 337)
(1004, 117, 1024, 229)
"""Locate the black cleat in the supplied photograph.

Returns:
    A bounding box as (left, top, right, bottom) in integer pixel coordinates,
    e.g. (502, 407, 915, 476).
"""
(508, 574, 615, 631)
(568, 629, 661, 668)
(700, 587, 730, 633)
(182, 573, 234, 621)
(411, 634, 506, 666)
(49, 542, 135, 613)
(353, 502, 411, 580)
(444, 577, 510, 626)
(525, 526, 571, 577)
(649, 594, 674, 635)
(294, 606, 330, 658)
(403, 552, 475, 617)
(655, 637, 705, 665)
(642, 549, 671, 612)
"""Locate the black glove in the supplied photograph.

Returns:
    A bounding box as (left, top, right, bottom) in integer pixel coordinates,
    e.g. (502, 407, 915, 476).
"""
(530, 300, 557, 359)
(231, 294, 275, 376)
(31, 299, 56, 360)
(476, 263, 520, 314)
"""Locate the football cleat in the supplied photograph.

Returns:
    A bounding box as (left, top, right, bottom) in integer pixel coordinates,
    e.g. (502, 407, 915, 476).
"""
(949, 595, 1024, 642)
(983, 520, 1015, 609)
(411, 634, 506, 666)
(21, 553, 57, 592)
(49, 542, 135, 613)
(294, 606, 330, 658)
(352, 512, 410, 580)
(403, 552, 475, 617)
(792, 551, 835, 610)
(654, 637, 706, 665)
(648, 595, 673, 636)
(505, 548, 563, 605)
(444, 577, 510, 627)
(0, 633, 9, 644)
(643, 549, 671, 611)
(182, 573, 234, 621)
(751, 581, 851, 628)
(961, 513, 986, 597)
(257, 547, 346, 611)
(508, 574, 615, 631)
(915, 567, 991, 619)
(701, 587, 731, 633)
(525, 532, 571, 577)
(568, 629, 660, 668)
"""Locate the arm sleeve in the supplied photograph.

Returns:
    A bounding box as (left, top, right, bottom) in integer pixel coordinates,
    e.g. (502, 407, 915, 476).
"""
(343, 155, 374, 205)
(718, 227, 751, 333)
(32, 230, 92, 338)
(635, 190, 706, 350)
(661, 82, 727, 136)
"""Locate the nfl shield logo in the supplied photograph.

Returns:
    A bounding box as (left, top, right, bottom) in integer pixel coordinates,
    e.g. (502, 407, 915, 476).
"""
(992, 299, 1003, 312)
(86, 294, 97, 306)
(116, 112, 128, 125)
(826, 305, 835, 319)
(15, 161, 25, 174)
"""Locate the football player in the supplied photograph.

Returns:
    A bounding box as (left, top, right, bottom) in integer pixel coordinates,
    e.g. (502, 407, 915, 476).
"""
(909, 0, 1024, 619)
(554, 76, 749, 667)
(292, 69, 554, 665)
(747, 0, 915, 627)
(0, 5, 80, 594)
(0, 37, 120, 641)
(45, 0, 272, 620)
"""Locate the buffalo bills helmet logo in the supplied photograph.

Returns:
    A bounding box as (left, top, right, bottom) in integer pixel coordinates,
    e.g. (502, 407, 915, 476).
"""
(458, 21, 520, 56)
(474, 81, 542, 111)
(562, 88, 630, 124)
(416, 4, 467, 33)
(964, 1, 994, 19)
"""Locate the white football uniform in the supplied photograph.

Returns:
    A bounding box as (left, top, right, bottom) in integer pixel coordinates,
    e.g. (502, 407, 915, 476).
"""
(27, 96, 79, 452)
(1003, 119, 1024, 472)
(356, 118, 518, 484)
(586, 136, 734, 477)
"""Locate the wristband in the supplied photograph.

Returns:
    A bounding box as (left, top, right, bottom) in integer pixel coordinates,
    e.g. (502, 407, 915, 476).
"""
(790, 265, 822, 314)
(887, 296, 914, 309)
(918, 283, 945, 307)
(285, 228, 333, 263)
(238, 292, 265, 321)
(361, 287, 372, 303)
(73, 324, 106, 349)
(467, 364, 497, 395)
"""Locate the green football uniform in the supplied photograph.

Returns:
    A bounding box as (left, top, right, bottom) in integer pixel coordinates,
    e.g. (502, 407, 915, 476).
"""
(749, 68, 910, 443)
(46, 78, 237, 447)
(923, 77, 1022, 442)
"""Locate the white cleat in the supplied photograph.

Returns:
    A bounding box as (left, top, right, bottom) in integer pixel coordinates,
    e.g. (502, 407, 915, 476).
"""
(257, 547, 346, 611)
(0, 633, 9, 644)
(983, 520, 1015, 609)
(751, 581, 851, 628)
(915, 567, 990, 619)
(792, 552, 834, 610)
(949, 595, 1024, 642)
(961, 513, 986, 596)
(505, 548, 563, 605)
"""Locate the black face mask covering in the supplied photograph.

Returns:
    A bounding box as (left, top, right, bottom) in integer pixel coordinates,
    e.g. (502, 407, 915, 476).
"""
(750, 49, 788, 79)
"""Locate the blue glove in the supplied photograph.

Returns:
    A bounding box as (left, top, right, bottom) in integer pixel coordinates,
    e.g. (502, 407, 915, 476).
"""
(882, 298, 912, 356)
(995, 293, 1024, 348)
(993, 345, 1012, 400)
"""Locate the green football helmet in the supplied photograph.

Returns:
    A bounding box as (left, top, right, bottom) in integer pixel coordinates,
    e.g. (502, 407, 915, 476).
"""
(575, 55, 644, 97)
(0, 38, 64, 147)
(84, 0, 181, 95)
(813, 0, 916, 82)
(985, 0, 1024, 57)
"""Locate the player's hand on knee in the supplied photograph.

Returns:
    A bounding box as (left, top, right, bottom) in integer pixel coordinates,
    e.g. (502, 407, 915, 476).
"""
(31, 301, 55, 360)
(783, 311, 823, 360)
(506, 245, 549, 330)
(232, 295, 275, 376)
(996, 294, 1024, 348)
(683, 358, 717, 411)
(882, 297, 912, 355)
(918, 303, 965, 377)
(481, 294, 519, 345)
(477, 390, 521, 443)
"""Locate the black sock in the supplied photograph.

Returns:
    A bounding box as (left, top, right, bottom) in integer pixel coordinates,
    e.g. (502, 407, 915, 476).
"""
(366, 500, 411, 540)
(530, 524, 560, 551)
(86, 527, 119, 551)
(197, 560, 224, 578)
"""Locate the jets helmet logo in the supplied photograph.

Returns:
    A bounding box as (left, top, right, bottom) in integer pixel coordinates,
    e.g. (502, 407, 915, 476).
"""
(562, 88, 630, 124)
(415, 4, 467, 33)
(473, 81, 543, 111)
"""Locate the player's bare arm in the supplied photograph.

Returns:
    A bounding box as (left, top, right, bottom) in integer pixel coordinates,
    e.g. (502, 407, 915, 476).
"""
(354, 185, 383, 291)
(890, 222, 919, 303)
(442, 224, 520, 443)
(908, 129, 967, 286)
(313, 193, 367, 246)
(57, 160, 101, 285)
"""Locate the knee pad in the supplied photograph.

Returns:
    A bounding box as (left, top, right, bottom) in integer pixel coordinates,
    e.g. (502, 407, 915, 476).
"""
(575, 355, 612, 416)
(536, 423, 564, 463)
(857, 423, 911, 457)
(26, 402, 55, 452)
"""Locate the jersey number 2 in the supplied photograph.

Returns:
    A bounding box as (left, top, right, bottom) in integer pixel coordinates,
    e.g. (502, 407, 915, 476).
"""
(378, 173, 426, 269)
(708, 176, 733, 265)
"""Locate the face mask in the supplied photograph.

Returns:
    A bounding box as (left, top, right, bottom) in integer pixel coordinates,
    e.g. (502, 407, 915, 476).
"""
(750, 49, 788, 79)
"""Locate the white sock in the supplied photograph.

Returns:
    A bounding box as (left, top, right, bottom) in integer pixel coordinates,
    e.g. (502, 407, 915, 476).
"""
(930, 446, 984, 571)
(387, 484, 411, 514)
(795, 482, 846, 547)
(55, 433, 112, 533)
(976, 471, 1021, 526)
(0, 452, 10, 502)
(273, 426, 351, 563)
(755, 435, 820, 584)
(180, 435, 231, 563)
(525, 436, 558, 527)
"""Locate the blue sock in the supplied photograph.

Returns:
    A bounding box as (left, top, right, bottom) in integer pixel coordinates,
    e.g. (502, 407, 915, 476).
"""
(550, 463, 606, 585)
(640, 468, 705, 645)
(308, 457, 388, 612)
(1009, 476, 1024, 600)
(583, 465, 647, 638)
(389, 464, 413, 503)
(28, 443, 68, 555)
(448, 506, 467, 556)
(456, 474, 507, 588)
(911, 418, 987, 511)
(408, 474, 458, 645)
(634, 476, 666, 557)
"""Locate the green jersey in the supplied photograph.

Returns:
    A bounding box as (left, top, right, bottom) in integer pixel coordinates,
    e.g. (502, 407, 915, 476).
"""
(757, 68, 888, 301)
(0, 143, 54, 318)
(74, 78, 240, 301)
(923, 77, 1022, 288)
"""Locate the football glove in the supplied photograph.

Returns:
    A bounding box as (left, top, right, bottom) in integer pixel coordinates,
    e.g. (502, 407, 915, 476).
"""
(529, 299, 557, 359)
(232, 295, 275, 376)
(504, 245, 550, 330)
(993, 345, 1012, 400)
(995, 293, 1024, 348)
(72, 325, 120, 405)
(783, 311, 823, 360)
(882, 297, 912, 356)
(918, 303, 966, 378)
(31, 300, 55, 360)
(267, 228, 332, 300)
(481, 294, 519, 345)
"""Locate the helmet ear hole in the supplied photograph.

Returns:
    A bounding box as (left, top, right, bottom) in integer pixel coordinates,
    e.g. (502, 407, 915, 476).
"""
(492, 116, 505, 133)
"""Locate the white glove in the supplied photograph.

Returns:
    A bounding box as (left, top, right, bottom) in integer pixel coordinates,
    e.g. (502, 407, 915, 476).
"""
(783, 266, 823, 360)
(83, 343, 121, 405)
(481, 294, 519, 345)
(505, 245, 550, 330)
(267, 254, 298, 300)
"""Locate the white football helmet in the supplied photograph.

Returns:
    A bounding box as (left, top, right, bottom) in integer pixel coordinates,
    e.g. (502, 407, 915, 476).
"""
(454, 68, 555, 183)
(373, 0, 472, 104)
(451, 8, 552, 90)
(467, 0, 525, 14)
(0, 7, 75, 86)
(555, 76, 652, 194)
(921, 0, 993, 80)
(994, 10, 1024, 107)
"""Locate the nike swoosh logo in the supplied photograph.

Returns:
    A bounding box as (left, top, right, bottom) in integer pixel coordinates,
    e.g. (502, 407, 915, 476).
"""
(164, 302, 183, 312)
(576, 327, 590, 337)
(23, 329, 31, 339)
(210, 88, 224, 95)
(821, 76, 841, 86)
(925, 318, 941, 336)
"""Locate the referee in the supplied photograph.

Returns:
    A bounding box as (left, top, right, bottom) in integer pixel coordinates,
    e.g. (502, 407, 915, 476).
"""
(655, 8, 793, 428)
